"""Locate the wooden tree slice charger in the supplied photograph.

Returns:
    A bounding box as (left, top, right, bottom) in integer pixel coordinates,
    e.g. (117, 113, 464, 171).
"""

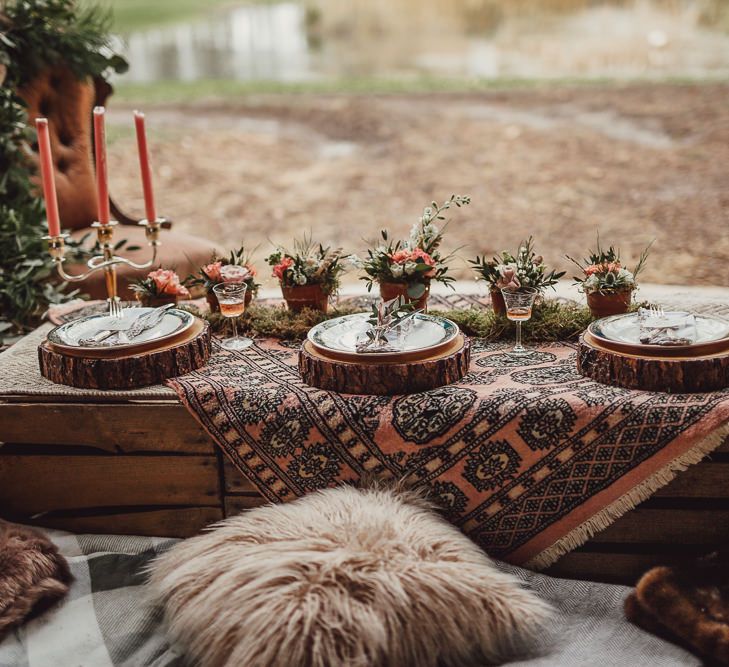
(578, 331, 729, 393)
(39, 318, 211, 390)
(299, 334, 471, 395)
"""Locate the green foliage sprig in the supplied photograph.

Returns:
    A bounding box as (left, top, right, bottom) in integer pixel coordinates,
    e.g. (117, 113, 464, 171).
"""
(0, 0, 127, 341)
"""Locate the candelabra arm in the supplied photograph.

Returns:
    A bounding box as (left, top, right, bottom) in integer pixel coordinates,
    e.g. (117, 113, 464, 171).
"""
(43, 218, 165, 317)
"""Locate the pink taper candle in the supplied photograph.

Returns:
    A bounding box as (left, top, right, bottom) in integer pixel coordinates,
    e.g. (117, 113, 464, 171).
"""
(133, 111, 156, 222)
(35, 118, 62, 237)
(93, 106, 111, 224)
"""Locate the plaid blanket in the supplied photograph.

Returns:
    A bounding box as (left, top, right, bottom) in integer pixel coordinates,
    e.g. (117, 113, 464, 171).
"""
(0, 529, 699, 667)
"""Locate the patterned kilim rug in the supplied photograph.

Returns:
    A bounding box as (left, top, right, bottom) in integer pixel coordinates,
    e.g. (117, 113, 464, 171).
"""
(167, 336, 729, 569)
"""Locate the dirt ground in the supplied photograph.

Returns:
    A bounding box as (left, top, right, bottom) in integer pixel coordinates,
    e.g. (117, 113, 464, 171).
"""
(105, 83, 729, 288)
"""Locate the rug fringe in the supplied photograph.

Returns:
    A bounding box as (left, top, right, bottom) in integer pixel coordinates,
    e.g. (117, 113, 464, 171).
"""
(525, 422, 729, 571)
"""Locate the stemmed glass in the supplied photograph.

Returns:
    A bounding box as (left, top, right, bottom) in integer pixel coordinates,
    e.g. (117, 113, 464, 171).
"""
(501, 286, 538, 356)
(213, 282, 253, 350)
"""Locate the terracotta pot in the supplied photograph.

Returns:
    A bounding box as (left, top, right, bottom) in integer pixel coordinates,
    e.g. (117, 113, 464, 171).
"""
(490, 289, 506, 316)
(206, 287, 253, 313)
(379, 281, 430, 311)
(281, 284, 330, 313)
(586, 289, 633, 318)
(136, 292, 178, 308)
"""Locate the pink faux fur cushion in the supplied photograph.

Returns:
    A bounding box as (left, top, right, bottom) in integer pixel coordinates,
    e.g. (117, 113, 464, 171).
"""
(0, 520, 72, 640)
(149, 485, 551, 667)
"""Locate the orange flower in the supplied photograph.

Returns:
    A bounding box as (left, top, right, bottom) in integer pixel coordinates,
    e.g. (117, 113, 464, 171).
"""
(273, 257, 294, 280)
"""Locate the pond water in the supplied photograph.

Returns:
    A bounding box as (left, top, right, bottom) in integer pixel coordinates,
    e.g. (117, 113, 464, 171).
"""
(117, 0, 729, 84)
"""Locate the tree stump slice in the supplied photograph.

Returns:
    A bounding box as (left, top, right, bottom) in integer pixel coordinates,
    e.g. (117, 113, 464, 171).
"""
(577, 332, 729, 393)
(39, 319, 211, 390)
(299, 335, 471, 395)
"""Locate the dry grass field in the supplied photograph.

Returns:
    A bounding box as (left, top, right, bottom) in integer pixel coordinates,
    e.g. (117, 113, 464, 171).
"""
(105, 82, 729, 288)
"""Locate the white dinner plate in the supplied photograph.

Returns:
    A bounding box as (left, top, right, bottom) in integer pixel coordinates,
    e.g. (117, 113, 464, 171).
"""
(47, 307, 195, 352)
(588, 312, 729, 350)
(308, 312, 460, 359)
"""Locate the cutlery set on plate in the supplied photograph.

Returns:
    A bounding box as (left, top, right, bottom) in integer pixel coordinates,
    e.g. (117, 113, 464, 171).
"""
(78, 304, 176, 346)
(46, 304, 195, 352)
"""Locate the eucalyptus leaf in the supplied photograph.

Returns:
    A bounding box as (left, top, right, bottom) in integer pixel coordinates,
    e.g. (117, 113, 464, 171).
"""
(407, 282, 426, 299)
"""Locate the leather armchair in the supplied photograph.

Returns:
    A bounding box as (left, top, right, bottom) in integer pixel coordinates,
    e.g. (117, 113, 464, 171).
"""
(18, 65, 221, 299)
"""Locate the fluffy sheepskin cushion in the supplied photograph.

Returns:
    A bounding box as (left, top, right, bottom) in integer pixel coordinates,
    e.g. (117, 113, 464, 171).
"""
(148, 485, 551, 667)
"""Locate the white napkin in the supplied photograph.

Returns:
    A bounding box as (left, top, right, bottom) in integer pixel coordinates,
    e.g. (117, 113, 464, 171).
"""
(638, 309, 697, 345)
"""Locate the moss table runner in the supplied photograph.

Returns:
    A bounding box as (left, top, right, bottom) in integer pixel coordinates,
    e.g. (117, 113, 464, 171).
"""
(167, 337, 729, 568)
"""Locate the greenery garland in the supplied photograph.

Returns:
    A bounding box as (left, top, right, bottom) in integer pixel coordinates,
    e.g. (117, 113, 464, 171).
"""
(0, 0, 127, 342)
(187, 299, 598, 343)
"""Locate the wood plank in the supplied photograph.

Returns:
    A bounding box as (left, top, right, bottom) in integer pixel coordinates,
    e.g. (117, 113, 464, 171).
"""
(0, 402, 214, 454)
(221, 457, 259, 494)
(590, 509, 729, 544)
(29, 507, 222, 538)
(544, 551, 692, 585)
(0, 455, 221, 514)
(225, 494, 269, 516)
(654, 463, 729, 498)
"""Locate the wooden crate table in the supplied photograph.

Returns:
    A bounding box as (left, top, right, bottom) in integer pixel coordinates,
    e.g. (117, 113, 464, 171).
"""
(2, 323, 729, 584)
(0, 324, 265, 537)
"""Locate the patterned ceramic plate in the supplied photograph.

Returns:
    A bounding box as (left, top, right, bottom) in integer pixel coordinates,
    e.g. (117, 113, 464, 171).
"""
(47, 307, 195, 353)
(308, 312, 460, 360)
(588, 312, 729, 354)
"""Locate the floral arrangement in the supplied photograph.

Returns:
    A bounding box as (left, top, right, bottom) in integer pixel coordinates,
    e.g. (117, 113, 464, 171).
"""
(566, 239, 651, 295)
(361, 194, 470, 299)
(187, 247, 260, 296)
(130, 268, 190, 300)
(266, 238, 347, 294)
(470, 237, 565, 293)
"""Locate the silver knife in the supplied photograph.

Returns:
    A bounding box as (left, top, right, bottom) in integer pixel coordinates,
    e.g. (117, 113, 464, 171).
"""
(80, 304, 175, 346)
(124, 303, 176, 340)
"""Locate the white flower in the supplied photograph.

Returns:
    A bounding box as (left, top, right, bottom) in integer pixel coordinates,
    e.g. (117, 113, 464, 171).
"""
(404, 261, 418, 276)
(294, 272, 307, 285)
(390, 263, 404, 278)
(348, 254, 362, 268)
(423, 206, 433, 218)
(584, 274, 600, 291)
(618, 268, 634, 283)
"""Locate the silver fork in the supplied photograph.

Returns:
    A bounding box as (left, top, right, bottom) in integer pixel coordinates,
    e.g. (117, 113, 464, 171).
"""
(650, 304, 665, 318)
(107, 297, 123, 319)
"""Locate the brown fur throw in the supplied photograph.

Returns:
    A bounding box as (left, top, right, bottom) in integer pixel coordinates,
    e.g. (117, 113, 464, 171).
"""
(149, 484, 552, 667)
(0, 520, 72, 640)
(625, 550, 729, 666)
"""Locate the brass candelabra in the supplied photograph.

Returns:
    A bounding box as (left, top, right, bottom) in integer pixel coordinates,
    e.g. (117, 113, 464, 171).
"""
(44, 218, 165, 317)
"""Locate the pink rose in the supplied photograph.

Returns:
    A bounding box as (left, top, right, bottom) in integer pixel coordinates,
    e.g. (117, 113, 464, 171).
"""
(203, 261, 223, 282)
(390, 250, 411, 264)
(496, 267, 521, 289)
(147, 268, 189, 297)
(584, 264, 601, 276)
(410, 248, 435, 266)
(220, 264, 251, 284)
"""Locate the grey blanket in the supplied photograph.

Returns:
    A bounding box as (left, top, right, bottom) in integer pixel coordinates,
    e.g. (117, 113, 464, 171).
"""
(0, 530, 699, 667)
